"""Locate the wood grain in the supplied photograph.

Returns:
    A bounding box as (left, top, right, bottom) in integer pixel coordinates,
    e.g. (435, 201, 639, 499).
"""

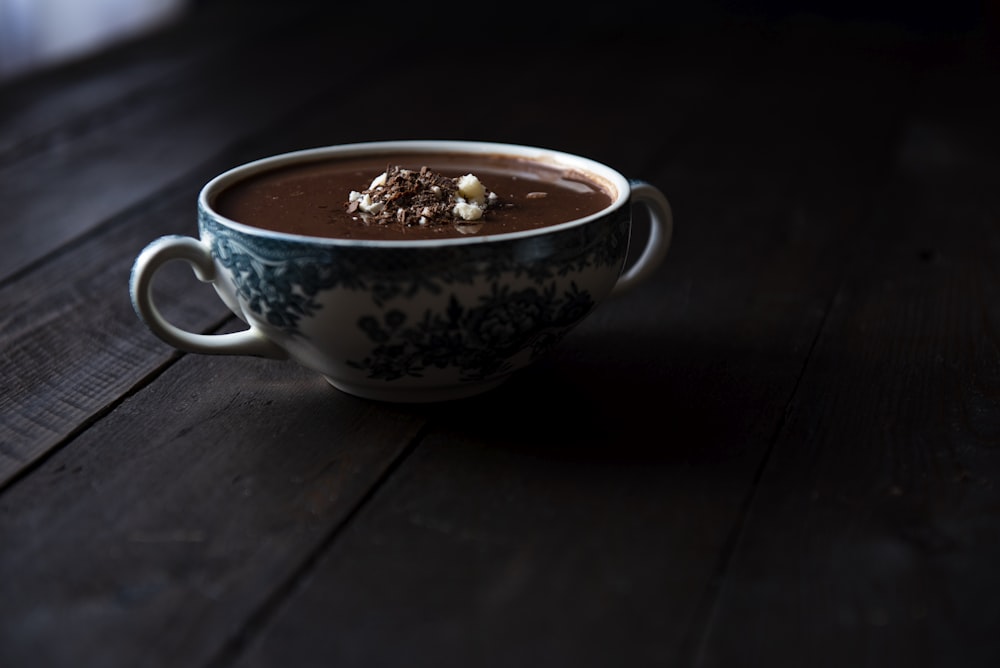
(698, 55, 1000, 668)
(0, 353, 428, 667)
(228, 18, 928, 668)
(1, 3, 996, 667)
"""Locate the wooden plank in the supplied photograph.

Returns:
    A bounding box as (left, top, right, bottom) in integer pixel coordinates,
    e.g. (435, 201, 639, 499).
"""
(0, 352, 428, 668)
(0, 176, 231, 488)
(0, 0, 311, 162)
(225, 20, 920, 667)
(0, 4, 380, 281)
(695, 49, 1000, 667)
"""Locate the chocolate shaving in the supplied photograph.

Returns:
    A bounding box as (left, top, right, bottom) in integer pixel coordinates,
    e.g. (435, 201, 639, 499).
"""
(345, 164, 500, 227)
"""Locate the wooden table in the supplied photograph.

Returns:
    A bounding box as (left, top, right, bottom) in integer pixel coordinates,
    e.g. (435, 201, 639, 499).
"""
(2, 1, 998, 665)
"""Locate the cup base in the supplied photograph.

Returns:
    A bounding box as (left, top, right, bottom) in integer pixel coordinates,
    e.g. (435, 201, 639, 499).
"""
(322, 376, 509, 403)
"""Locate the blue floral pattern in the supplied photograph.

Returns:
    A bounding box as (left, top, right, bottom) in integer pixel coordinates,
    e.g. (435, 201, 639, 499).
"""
(201, 207, 629, 382)
(349, 281, 595, 382)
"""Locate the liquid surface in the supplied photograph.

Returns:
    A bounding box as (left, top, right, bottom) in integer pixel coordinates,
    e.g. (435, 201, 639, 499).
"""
(212, 153, 615, 240)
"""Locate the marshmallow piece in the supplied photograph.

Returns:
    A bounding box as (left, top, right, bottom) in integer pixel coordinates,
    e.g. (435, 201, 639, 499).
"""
(456, 174, 486, 205)
(453, 201, 484, 220)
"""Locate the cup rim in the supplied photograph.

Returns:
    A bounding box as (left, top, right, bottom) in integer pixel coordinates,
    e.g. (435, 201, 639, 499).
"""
(199, 140, 631, 247)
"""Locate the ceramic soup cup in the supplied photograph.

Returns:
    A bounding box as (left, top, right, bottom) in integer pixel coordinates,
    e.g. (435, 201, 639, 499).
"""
(130, 140, 673, 402)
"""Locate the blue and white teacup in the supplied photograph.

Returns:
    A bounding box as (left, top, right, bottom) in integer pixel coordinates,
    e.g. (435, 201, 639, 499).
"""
(129, 140, 673, 402)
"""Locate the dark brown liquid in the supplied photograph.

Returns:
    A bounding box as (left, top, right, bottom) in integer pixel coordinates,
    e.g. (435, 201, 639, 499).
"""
(212, 153, 615, 240)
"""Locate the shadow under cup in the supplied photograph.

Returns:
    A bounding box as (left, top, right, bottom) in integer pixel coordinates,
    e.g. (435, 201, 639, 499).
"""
(129, 140, 673, 402)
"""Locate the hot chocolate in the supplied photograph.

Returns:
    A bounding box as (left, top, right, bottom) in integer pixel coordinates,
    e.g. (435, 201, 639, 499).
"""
(212, 152, 615, 240)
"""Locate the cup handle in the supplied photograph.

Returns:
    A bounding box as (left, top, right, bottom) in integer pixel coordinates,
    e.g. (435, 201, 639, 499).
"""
(129, 235, 288, 358)
(613, 179, 674, 295)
